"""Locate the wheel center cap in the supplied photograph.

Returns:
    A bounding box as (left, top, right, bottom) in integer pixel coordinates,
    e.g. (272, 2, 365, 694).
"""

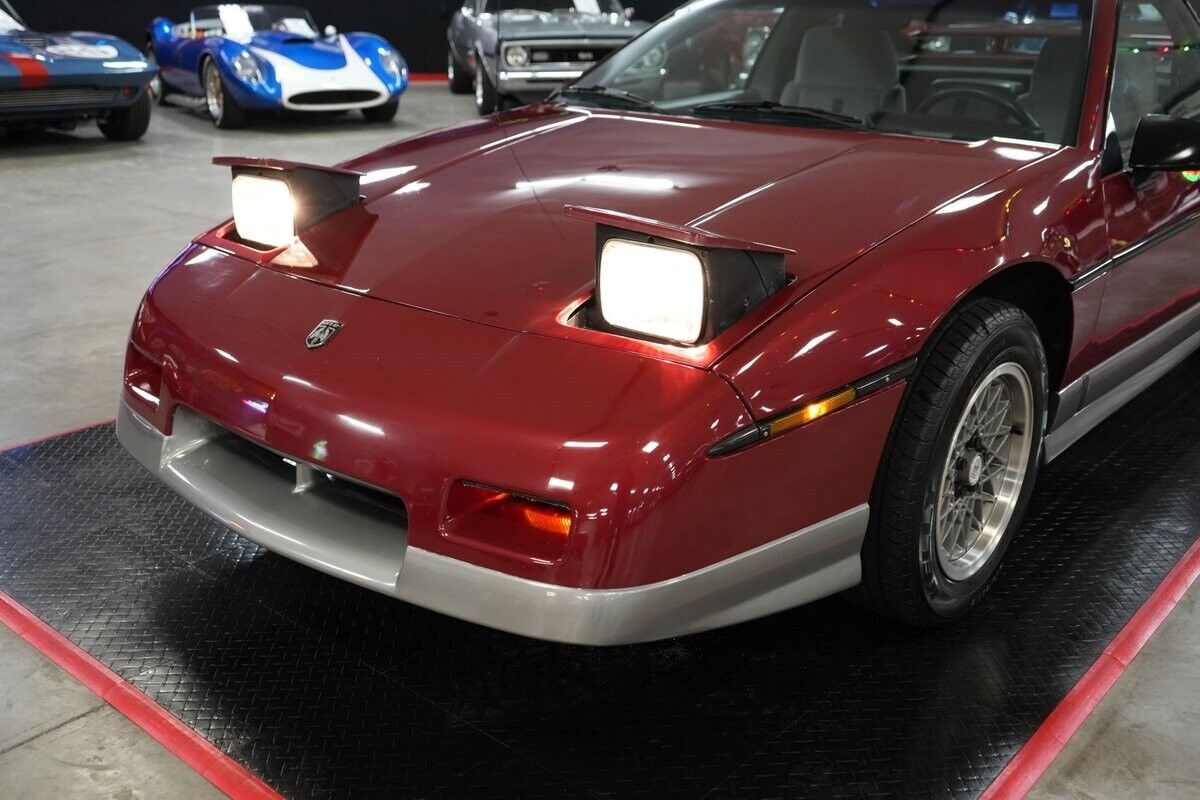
(957, 451, 985, 488)
(967, 453, 984, 486)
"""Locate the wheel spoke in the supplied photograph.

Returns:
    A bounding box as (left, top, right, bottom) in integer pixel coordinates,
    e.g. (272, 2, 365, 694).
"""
(934, 363, 1035, 581)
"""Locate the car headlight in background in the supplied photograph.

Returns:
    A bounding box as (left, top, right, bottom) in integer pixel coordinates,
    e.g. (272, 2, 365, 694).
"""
(378, 47, 405, 80)
(231, 50, 262, 84)
(567, 205, 792, 347)
(599, 239, 706, 344)
(504, 45, 531, 68)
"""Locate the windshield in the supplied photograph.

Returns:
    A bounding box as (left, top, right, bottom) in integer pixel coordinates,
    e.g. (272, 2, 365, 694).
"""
(192, 5, 318, 37)
(0, 0, 23, 33)
(573, 0, 1092, 145)
(482, 0, 625, 14)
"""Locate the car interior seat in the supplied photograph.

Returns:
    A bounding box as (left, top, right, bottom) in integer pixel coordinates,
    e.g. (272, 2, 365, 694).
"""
(1018, 36, 1084, 143)
(781, 26, 906, 118)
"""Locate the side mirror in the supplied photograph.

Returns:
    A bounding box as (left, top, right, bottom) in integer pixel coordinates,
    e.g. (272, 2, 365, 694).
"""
(1128, 114, 1200, 172)
(324, 24, 338, 38)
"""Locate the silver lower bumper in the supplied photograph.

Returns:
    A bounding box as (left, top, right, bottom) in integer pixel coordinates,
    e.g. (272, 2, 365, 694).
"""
(117, 400, 869, 645)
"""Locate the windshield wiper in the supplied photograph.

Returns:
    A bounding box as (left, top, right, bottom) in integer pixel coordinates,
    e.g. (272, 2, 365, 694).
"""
(556, 85, 659, 112)
(689, 101, 868, 130)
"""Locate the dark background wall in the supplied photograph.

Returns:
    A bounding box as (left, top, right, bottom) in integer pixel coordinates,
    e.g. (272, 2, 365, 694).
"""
(19, 1, 683, 73)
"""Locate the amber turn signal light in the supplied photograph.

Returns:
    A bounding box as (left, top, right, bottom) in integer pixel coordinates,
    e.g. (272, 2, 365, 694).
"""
(765, 387, 859, 437)
(443, 481, 573, 565)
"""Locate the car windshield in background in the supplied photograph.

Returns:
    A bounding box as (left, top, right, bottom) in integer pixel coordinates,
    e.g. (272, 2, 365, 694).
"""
(0, 10, 22, 34)
(483, 0, 626, 14)
(192, 5, 318, 37)
(573, 0, 1092, 145)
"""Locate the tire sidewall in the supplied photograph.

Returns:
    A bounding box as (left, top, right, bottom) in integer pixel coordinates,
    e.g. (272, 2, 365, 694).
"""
(917, 317, 1048, 617)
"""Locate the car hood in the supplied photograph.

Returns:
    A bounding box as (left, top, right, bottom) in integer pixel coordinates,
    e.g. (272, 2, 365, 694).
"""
(0, 29, 141, 61)
(487, 11, 648, 40)
(241, 31, 348, 69)
(271, 107, 1052, 360)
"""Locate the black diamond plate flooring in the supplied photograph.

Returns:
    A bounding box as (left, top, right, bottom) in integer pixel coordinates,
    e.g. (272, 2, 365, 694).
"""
(2, 352, 1200, 799)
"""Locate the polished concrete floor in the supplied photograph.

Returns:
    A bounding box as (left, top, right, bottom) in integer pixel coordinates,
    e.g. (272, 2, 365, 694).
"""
(1, 84, 1197, 798)
(0, 84, 475, 449)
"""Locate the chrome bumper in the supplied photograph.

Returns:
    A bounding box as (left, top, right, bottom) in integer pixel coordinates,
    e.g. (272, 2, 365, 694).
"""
(497, 69, 585, 96)
(117, 400, 869, 645)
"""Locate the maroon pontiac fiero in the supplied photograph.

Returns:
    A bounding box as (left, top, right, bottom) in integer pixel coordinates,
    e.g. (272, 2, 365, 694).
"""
(119, 0, 1200, 644)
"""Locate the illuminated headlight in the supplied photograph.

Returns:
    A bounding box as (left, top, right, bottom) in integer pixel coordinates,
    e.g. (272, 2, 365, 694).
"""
(216, 157, 365, 253)
(504, 45, 531, 67)
(378, 48, 404, 80)
(231, 175, 295, 249)
(582, 213, 790, 347)
(598, 239, 706, 344)
(232, 51, 262, 83)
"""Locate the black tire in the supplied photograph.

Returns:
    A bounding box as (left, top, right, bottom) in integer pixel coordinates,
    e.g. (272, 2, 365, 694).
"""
(361, 98, 399, 123)
(145, 41, 169, 105)
(99, 90, 152, 141)
(448, 48, 473, 94)
(204, 59, 247, 130)
(475, 62, 498, 115)
(856, 297, 1048, 626)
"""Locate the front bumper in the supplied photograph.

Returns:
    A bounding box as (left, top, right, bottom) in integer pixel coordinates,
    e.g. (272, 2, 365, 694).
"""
(497, 68, 585, 98)
(118, 400, 869, 645)
(0, 83, 149, 122)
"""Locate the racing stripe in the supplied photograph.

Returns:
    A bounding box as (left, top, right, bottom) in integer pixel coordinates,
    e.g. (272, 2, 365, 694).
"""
(3, 52, 50, 89)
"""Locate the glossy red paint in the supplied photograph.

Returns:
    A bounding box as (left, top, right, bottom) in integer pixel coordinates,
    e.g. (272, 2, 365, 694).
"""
(126, 0, 1199, 592)
(127, 247, 898, 588)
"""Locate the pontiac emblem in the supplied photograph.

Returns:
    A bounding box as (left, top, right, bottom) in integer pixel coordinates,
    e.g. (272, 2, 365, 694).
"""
(305, 320, 343, 350)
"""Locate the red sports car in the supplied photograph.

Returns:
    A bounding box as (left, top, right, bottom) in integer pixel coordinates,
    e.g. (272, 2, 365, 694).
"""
(120, 0, 1200, 644)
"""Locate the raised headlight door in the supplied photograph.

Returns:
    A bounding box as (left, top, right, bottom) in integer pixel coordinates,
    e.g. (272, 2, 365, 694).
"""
(1090, 0, 1200, 400)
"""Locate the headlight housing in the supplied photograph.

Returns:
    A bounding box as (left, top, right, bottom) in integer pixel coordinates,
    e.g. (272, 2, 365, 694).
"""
(231, 50, 262, 84)
(378, 47, 404, 80)
(568, 206, 792, 347)
(504, 45, 531, 68)
(215, 157, 365, 251)
(231, 175, 295, 249)
(598, 239, 707, 344)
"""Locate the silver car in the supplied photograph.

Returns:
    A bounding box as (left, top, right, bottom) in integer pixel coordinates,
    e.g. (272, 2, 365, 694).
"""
(447, 0, 649, 113)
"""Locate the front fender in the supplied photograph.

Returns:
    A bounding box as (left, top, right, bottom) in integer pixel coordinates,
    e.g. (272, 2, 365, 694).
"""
(346, 33, 408, 95)
(149, 18, 173, 49)
(211, 40, 282, 109)
(715, 147, 1109, 418)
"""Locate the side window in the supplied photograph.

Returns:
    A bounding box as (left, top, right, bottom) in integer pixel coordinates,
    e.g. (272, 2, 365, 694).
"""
(1111, 0, 1200, 159)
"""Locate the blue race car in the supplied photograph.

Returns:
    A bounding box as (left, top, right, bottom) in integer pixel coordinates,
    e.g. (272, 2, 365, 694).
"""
(0, 0, 155, 140)
(148, 4, 408, 129)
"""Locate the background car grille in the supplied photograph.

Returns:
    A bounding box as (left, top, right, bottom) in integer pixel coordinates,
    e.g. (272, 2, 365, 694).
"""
(529, 44, 618, 64)
(289, 90, 382, 106)
(12, 31, 50, 49)
(0, 87, 121, 110)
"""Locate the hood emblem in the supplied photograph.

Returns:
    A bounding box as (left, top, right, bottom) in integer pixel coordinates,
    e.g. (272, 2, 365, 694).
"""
(306, 320, 343, 350)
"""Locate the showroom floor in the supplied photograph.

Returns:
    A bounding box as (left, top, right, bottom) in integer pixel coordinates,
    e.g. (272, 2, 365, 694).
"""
(1, 84, 1198, 799)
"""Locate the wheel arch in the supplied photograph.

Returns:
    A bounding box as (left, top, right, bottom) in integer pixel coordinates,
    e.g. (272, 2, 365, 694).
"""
(961, 260, 1074, 397)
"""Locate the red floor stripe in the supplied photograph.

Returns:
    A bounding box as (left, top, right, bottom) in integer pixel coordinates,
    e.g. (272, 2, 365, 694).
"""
(981, 536, 1200, 799)
(409, 72, 448, 83)
(0, 591, 282, 800)
(1, 418, 116, 454)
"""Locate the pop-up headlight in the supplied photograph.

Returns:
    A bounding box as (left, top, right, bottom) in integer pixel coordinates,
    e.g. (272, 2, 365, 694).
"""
(231, 174, 294, 248)
(599, 238, 706, 343)
(566, 205, 794, 347)
(214, 157, 364, 250)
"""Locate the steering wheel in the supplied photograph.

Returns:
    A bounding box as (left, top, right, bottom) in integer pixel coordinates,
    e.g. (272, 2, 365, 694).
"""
(916, 87, 1041, 131)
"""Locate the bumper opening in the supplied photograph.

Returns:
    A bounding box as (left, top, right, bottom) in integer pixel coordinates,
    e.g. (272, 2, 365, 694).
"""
(289, 90, 382, 107)
(120, 403, 409, 594)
